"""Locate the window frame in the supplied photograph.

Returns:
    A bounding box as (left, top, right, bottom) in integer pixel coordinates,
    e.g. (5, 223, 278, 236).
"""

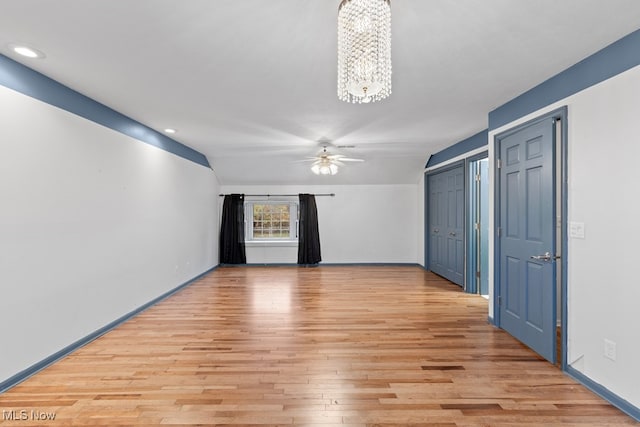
(244, 200, 299, 244)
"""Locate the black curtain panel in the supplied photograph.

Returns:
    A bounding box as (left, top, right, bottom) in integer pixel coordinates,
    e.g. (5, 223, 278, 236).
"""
(219, 194, 246, 264)
(297, 193, 322, 265)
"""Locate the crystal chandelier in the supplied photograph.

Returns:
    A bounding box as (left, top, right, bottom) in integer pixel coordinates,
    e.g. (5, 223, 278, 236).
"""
(337, 0, 391, 104)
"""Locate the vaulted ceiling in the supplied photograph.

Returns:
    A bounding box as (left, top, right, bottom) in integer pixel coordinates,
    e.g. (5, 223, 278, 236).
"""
(2, 1, 640, 184)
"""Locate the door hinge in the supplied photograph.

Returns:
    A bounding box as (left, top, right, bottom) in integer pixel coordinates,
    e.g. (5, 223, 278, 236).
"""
(497, 227, 502, 237)
(474, 222, 480, 230)
(475, 174, 481, 182)
(498, 296, 502, 306)
(496, 159, 502, 169)
(476, 271, 481, 279)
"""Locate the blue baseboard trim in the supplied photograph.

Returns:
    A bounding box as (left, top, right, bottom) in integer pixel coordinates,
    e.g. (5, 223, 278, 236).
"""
(0, 53, 210, 169)
(565, 366, 640, 422)
(221, 263, 298, 267)
(319, 262, 422, 267)
(0, 265, 219, 394)
(221, 263, 423, 268)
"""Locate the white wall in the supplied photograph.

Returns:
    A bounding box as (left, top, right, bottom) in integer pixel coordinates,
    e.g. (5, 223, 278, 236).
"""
(488, 64, 640, 408)
(221, 184, 419, 264)
(0, 85, 220, 384)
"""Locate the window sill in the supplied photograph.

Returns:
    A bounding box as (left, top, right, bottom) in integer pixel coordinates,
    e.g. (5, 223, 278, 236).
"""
(245, 240, 298, 247)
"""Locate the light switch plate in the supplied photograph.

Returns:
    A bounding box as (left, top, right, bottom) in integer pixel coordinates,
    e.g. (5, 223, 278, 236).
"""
(604, 339, 617, 361)
(569, 221, 585, 239)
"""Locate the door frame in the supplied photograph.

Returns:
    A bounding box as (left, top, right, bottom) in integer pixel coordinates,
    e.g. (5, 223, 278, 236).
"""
(493, 106, 568, 369)
(465, 151, 488, 295)
(425, 160, 466, 287)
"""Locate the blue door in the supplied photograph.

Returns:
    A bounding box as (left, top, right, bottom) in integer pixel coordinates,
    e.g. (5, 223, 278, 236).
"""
(429, 172, 446, 276)
(498, 117, 556, 363)
(445, 168, 465, 285)
(428, 165, 464, 286)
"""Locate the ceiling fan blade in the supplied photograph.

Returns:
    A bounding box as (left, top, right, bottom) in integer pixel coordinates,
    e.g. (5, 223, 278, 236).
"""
(295, 146, 363, 167)
(328, 154, 361, 159)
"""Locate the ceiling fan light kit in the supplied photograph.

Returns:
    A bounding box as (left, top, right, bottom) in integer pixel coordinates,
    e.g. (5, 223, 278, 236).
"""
(337, 0, 392, 104)
(307, 146, 364, 175)
(311, 160, 340, 175)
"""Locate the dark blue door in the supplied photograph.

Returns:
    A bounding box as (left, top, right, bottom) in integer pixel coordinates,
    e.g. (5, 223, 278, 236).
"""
(445, 168, 464, 285)
(429, 172, 446, 276)
(428, 165, 464, 286)
(498, 117, 556, 363)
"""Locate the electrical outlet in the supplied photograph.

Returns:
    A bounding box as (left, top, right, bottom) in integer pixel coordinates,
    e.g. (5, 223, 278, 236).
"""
(604, 339, 616, 361)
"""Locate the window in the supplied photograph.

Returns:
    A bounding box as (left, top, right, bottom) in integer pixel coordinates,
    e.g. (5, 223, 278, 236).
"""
(245, 201, 298, 242)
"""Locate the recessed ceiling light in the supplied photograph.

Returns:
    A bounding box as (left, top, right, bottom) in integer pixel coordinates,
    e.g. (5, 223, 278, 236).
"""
(163, 128, 177, 134)
(9, 44, 45, 59)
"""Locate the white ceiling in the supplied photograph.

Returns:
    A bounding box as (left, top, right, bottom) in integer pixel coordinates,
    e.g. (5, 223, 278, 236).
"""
(2, 1, 640, 185)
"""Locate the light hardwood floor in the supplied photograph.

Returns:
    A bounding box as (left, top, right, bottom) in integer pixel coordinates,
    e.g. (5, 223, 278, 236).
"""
(0, 266, 637, 426)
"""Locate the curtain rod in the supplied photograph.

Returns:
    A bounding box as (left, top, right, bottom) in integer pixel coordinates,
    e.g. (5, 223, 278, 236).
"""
(218, 193, 335, 197)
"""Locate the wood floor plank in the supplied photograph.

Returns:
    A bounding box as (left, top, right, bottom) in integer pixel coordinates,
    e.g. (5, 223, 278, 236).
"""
(0, 266, 637, 426)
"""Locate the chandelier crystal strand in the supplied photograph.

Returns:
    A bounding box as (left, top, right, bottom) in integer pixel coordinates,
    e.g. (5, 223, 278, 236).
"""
(337, 0, 391, 103)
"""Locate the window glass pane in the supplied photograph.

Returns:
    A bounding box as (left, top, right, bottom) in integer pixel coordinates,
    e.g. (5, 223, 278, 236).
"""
(249, 203, 296, 240)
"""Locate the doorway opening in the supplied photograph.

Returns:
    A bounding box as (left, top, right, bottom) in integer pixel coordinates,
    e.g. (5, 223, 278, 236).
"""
(467, 155, 489, 296)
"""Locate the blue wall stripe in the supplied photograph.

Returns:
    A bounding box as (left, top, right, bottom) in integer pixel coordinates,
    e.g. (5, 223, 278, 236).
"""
(0, 54, 210, 168)
(489, 28, 640, 130)
(0, 265, 219, 394)
(425, 129, 488, 168)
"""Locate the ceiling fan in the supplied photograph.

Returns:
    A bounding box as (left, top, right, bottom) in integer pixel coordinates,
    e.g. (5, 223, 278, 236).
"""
(301, 146, 364, 175)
